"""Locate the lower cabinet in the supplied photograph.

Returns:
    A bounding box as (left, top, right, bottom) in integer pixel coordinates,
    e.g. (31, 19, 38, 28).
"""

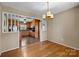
(20, 31, 35, 38)
(29, 31, 35, 38)
(20, 31, 29, 37)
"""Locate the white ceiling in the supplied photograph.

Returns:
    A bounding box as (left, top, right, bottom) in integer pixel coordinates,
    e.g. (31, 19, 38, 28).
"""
(0, 2, 79, 18)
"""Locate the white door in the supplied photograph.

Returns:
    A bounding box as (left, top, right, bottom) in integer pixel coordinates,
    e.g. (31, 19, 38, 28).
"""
(40, 20, 47, 42)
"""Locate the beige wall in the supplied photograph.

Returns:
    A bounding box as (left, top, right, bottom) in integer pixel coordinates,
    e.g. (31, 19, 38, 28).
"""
(1, 33, 19, 52)
(47, 6, 79, 50)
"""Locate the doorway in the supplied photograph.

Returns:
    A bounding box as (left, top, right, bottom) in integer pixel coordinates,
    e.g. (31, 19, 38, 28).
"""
(19, 19, 40, 47)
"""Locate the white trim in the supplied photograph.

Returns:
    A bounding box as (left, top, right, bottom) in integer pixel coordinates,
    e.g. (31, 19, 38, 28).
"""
(40, 39, 47, 42)
(18, 31, 20, 47)
(48, 40, 79, 50)
(1, 32, 19, 33)
(1, 47, 19, 54)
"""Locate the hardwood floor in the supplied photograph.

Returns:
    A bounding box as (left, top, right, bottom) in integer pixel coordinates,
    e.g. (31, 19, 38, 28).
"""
(1, 40, 79, 57)
(21, 37, 40, 47)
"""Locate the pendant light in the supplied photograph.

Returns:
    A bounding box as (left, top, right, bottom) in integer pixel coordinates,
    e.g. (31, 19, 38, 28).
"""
(43, 2, 54, 20)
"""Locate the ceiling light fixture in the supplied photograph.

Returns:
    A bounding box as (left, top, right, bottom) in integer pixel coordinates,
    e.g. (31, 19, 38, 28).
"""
(43, 2, 54, 20)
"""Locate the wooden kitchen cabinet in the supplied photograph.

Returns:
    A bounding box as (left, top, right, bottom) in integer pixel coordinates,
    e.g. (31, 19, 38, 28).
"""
(20, 31, 29, 37)
(30, 19, 40, 39)
(20, 19, 40, 39)
(29, 31, 35, 37)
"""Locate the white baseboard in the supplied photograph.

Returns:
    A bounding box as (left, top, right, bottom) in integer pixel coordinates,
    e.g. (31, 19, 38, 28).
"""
(40, 39, 47, 42)
(1, 47, 19, 54)
(48, 40, 79, 50)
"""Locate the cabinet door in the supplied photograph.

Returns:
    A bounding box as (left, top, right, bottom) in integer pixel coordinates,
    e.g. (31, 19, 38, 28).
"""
(35, 20, 40, 39)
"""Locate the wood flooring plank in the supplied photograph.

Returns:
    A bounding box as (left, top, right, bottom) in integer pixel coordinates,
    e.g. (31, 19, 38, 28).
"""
(1, 40, 79, 57)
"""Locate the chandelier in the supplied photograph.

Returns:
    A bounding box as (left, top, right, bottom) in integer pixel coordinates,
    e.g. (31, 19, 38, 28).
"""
(43, 2, 54, 20)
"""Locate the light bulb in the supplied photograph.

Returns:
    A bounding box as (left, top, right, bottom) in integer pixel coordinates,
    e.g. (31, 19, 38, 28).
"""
(47, 11, 51, 16)
(42, 14, 46, 19)
(51, 14, 54, 18)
